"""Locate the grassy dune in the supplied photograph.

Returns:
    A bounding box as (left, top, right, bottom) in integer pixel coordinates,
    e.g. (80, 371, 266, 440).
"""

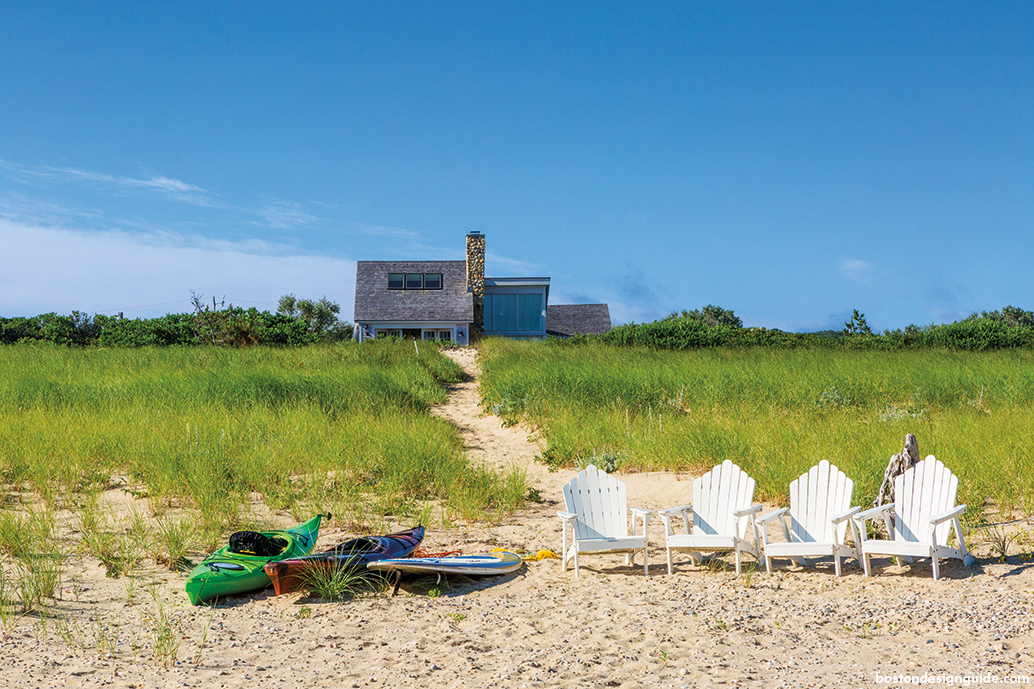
(0, 341, 525, 563)
(479, 339, 1034, 516)
(0, 340, 542, 619)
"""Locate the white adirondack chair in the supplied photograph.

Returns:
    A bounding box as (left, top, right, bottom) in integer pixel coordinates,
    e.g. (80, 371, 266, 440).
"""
(658, 460, 762, 575)
(557, 464, 654, 577)
(756, 460, 860, 576)
(852, 455, 974, 580)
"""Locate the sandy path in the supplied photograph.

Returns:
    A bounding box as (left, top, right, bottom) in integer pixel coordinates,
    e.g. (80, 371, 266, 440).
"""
(431, 347, 569, 501)
(2, 346, 1033, 688)
(432, 347, 705, 515)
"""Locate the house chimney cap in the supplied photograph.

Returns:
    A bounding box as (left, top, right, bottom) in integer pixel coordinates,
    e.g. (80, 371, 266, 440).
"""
(467, 230, 482, 235)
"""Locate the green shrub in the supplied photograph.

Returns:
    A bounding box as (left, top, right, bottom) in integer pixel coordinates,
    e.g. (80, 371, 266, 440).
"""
(599, 311, 1034, 352)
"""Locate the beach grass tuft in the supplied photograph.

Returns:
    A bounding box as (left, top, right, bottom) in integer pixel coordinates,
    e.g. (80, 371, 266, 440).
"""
(301, 564, 374, 602)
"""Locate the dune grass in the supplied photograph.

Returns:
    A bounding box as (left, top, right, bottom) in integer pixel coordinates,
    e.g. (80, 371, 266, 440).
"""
(0, 341, 482, 520)
(0, 339, 530, 617)
(300, 562, 378, 602)
(479, 339, 1034, 516)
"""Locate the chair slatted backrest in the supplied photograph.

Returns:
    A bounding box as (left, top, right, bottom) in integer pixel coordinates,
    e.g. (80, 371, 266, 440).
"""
(788, 460, 854, 544)
(692, 460, 755, 538)
(893, 456, 958, 544)
(562, 465, 629, 541)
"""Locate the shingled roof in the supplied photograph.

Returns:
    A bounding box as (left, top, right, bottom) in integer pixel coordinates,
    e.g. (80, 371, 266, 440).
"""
(354, 261, 473, 322)
(546, 304, 613, 337)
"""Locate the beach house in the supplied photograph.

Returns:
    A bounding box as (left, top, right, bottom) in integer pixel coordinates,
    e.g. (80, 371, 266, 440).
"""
(353, 232, 610, 343)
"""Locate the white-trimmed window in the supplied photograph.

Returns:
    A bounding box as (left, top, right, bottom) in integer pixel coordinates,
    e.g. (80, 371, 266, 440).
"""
(388, 272, 443, 290)
(421, 329, 454, 342)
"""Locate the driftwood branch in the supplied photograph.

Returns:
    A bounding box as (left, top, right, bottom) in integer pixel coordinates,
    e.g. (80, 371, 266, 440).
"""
(874, 433, 919, 509)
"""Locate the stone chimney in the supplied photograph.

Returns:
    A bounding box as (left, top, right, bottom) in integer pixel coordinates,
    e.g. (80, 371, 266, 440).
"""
(466, 232, 485, 338)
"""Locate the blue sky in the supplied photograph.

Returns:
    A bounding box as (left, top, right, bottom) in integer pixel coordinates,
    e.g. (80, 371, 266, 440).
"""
(1, 3, 1031, 331)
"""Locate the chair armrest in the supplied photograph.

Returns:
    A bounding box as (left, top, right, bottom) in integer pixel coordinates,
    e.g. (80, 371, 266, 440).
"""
(756, 508, 788, 525)
(830, 506, 861, 523)
(557, 511, 578, 522)
(629, 507, 653, 532)
(658, 505, 689, 535)
(930, 504, 966, 525)
(855, 503, 894, 523)
(732, 504, 763, 518)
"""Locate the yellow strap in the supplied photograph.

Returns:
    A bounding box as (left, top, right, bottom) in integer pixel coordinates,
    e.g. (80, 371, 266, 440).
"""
(525, 549, 560, 561)
(490, 548, 558, 561)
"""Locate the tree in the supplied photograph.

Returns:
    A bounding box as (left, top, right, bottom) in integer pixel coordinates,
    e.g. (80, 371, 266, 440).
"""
(967, 305, 1034, 328)
(277, 294, 350, 341)
(191, 292, 229, 346)
(1001, 305, 1034, 328)
(842, 309, 872, 336)
(667, 304, 743, 328)
(277, 294, 300, 320)
(190, 292, 263, 347)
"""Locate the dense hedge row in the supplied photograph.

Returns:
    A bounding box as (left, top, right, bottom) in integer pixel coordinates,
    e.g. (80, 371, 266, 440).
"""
(596, 312, 1034, 352)
(8, 303, 1034, 351)
(0, 309, 323, 347)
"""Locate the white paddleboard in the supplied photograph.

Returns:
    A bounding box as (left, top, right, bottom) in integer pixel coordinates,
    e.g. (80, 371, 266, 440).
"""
(367, 551, 522, 575)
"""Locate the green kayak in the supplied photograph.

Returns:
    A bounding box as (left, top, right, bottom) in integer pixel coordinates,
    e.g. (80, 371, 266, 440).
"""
(185, 514, 323, 605)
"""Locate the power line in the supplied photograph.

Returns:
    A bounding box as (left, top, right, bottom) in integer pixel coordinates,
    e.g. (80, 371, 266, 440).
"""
(93, 301, 190, 315)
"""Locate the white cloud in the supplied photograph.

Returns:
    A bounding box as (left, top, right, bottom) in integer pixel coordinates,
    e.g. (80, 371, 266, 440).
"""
(348, 222, 421, 240)
(0, 190, 107, 227)
(485, 251, 538, 276)
(337, 226, 540, 273)
(3, 164, 327, 234)
(840, 258, 875, 281)
(0, 220, 357, 320)
(0, 158, 217, 207)
(250, 200, 322, 230)
(49, 168, 205, 195)
(604, 299, 665, 326)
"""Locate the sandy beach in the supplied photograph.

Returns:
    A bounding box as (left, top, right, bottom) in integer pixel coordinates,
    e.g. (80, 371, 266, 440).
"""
(2, 347, 1033, 688)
